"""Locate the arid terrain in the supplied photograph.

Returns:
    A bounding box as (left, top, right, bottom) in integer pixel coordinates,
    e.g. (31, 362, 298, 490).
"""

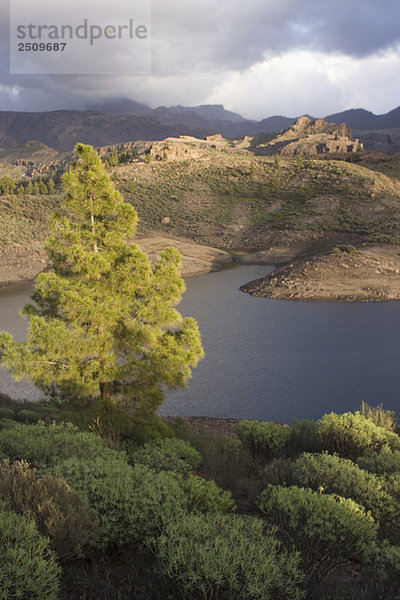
(241, 244, 400, 302)
(2, 120, 400, 298)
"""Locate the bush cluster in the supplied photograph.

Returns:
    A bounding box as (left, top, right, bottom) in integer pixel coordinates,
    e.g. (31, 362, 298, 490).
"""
(234, 420, 290, 459)
(0, 405, 399, 599)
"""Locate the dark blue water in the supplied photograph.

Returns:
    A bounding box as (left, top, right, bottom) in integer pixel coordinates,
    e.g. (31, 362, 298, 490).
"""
(1, 265, 400, 422)
(160, 265, 400, 422)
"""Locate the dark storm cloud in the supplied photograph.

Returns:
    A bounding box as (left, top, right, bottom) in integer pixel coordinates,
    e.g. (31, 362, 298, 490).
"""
(150, 0, 400, 73)
(0, 0, 399, 113)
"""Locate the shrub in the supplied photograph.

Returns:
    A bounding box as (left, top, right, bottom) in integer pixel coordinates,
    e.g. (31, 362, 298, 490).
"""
(290, 452, 393, 523)
(173, 426, 254, 488)
(256, 485, 377, 583)
(287, 420, 322, 456)
(360, 401, 397, 432)
(0, 459, 99, 561)
(17, 408, 40, 423)
(362, 541, 400, 600)
(318, 411, 400, 459)
(0, 422, 120, 469)
(154, 513, 305, 600)
(261, 458, 296, 487)
(53, 457, 186, 548)
(125, 415, 174, 446)
(235, 420, 290, 459)
(128, 438, 201, 473)
(0, 418, 18, 431)
(178, 473, 236, 513)
(56, 399, 139, 443)
(0, 407, 15, 419)
(358, 446, 400, 476)
(0, 508, 60, 599)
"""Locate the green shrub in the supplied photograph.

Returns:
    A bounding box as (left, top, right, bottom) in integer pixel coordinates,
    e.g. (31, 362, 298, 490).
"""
(53, 457, 186, 548)
(362, 541, 400, 600)
(0, 407, 15, 419)
(17, 408, 40, 423)
(0, 418, 18, 431)
(178, 473, 236, 513)
(0, 460, 99, 561)
(318, 411, 400, 459)
(290, 452, 392, 523)
(261, 458, 296, 487)
(235, 420, 290, 459)
(128, 438, 201, 473)
(173, 425, 254, 488)
(0, 422, 119, 469)
(154, 513, 305, 600)
(358, 446, 400, 476)
(125, 415, 174, 446)
(287, 420, 322, 456)
(361, 401, 397, 432)
(0, 508, 60, 599)
(256, 485, 377, 583)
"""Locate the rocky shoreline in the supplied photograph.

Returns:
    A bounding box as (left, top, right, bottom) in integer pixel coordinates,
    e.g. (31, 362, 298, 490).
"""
(241, 244, 400, 302)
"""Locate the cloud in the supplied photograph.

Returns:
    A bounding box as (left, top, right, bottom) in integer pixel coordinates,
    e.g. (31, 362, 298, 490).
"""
(0, 0, 399, 116)
(205, 48, 400, 119)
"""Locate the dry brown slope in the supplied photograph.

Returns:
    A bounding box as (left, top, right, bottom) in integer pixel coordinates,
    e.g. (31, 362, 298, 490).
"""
(241, 245, 400, 302)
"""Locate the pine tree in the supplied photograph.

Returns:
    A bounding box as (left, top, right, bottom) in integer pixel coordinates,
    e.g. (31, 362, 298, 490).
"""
(47, 179, 56, 194)
(39, 181, 48, 194)
(26, 181, 34, 195)
(0, 144, 204, 418)
(33, 181, 40, 195)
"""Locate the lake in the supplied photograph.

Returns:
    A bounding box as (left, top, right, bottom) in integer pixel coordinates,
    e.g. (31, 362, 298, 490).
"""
(1, 265, 400, 423)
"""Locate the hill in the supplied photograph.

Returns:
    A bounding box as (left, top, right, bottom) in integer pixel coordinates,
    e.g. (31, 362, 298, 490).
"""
(1, 134, 400, 262)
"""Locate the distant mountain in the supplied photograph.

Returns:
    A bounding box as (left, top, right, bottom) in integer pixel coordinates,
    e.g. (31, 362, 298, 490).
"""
(326, 107, 400, 131)
(86, 98, 150, 115)
(0, 110, 206, 152)
(2, 102, 400, 152)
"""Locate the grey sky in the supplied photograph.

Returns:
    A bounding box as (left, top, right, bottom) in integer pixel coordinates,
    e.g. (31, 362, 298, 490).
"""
(1, 0, 400, 118)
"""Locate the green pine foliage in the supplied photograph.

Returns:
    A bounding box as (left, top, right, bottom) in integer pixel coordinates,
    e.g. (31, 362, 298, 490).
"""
(0, 143, 204, 419)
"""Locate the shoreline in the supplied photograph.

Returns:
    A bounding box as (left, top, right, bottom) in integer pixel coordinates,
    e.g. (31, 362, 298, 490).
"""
(241, 244, 400, 303)
(4, 237, 400, 304)
(0, 235, 237, 290)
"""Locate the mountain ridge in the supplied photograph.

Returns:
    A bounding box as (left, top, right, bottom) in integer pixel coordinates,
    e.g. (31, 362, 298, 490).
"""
(1, 103, 400, 152)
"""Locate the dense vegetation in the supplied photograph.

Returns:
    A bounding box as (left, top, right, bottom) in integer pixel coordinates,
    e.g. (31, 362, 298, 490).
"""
(0, 399, 399, 599)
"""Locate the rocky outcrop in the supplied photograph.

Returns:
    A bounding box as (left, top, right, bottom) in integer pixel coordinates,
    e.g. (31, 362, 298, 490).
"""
(254, 116, 363, 156)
